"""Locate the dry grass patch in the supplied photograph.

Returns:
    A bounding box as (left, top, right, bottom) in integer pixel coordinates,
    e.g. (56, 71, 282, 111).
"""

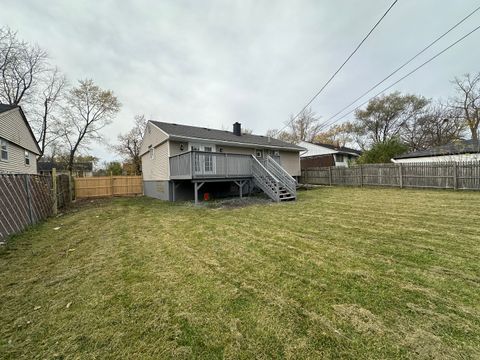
(1, 187, 480, 359)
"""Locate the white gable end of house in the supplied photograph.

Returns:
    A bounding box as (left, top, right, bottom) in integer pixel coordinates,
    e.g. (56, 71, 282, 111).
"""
(139, 121, 169, 156)
(0, 108, 40, 155)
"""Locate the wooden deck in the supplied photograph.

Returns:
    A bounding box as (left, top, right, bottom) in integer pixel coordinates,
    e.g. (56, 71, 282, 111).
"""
(170, 151, 259, 180)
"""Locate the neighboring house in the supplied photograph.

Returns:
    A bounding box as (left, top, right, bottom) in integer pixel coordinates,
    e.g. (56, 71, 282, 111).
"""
(140, 121, 305, 203)
(37, 161, 94, 177)
(299, 141, 361, 168)
(0, 104, 41, 174)
(393, 139, 480, 163)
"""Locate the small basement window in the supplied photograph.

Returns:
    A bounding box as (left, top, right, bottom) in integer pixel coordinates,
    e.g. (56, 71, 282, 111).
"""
(25, 150, 30, 165)
(0, 138, 8, 161)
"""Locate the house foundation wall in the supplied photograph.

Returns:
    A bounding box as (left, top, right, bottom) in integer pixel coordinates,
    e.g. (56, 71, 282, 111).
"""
(143, 180, 171, 201)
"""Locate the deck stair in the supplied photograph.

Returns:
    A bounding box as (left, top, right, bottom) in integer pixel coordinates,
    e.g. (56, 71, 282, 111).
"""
(251, 155, 297, 202)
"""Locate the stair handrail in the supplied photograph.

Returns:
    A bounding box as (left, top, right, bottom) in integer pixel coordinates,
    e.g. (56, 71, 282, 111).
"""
(251, 155, 280, 183)
(251, 155, 280, 202)
(265, 155, 297, 195)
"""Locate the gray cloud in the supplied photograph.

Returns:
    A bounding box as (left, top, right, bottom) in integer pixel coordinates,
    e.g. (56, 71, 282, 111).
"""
(1, 0, 479, 161)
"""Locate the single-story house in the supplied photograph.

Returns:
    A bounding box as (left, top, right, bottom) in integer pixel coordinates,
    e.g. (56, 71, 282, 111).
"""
(298, 141, 361, 168)
(140, 121, 305, 203)
(393, 139, 480, 163)
(37, 161, 94, 177)
(0, 104, 41, 174)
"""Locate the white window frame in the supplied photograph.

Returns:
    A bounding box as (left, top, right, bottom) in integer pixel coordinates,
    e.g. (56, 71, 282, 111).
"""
(25, 150, 30, 166)
(0, 138, 8, 161)
(189, 143, 216, 174)
(149, 145, 155, 159)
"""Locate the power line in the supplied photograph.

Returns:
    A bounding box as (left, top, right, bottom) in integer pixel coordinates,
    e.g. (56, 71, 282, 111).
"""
(274, 0, 399, 135)
(320, 24, 480, 129)
(318, 4, 480, 131)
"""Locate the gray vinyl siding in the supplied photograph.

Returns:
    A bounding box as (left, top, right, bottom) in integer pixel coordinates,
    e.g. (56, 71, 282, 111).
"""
(0, 108, 40, 154)
(0, 141, 37, 174)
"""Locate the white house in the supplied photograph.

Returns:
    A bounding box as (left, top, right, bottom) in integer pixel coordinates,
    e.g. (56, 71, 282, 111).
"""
(298, 141, 361, 168)
(140, 121, 305, 203)
(392, 139, 480, 163)
(0, 104, 41, 174)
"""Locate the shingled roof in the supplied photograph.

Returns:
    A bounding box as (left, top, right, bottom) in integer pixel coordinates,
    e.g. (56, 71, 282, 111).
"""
(0, 104, 17, 114)
(311, 142, 362, 156)
(394, 139, 480, 159)
(150, 121, 304, 151)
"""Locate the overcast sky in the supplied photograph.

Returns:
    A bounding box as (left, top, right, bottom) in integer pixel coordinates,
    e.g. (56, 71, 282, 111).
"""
(1, 0, 479, 162)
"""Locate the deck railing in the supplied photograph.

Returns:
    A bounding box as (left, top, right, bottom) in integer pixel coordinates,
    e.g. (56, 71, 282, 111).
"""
(170, 151, 253, 179)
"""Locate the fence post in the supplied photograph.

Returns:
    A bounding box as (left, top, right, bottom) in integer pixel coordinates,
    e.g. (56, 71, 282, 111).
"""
(24, 175, 33, 224)
(453, 162, 458, 190)
(328, 167, 332, 186)
(52, 168, 58, 215)
(359, 165, 363, 187)
(68, 174, 74, 202)
(110, 172, 114, 197)
(398, 163, 403, 189)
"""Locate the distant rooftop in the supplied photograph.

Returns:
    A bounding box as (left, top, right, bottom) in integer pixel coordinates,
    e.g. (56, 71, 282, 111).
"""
(38, 162, 93, 172)
(0, 104, 17, 114)
(394, 139, 480, 159)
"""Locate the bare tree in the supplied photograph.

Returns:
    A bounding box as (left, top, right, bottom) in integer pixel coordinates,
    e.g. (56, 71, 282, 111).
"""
(60, 79, 121, 172)
(267, 108, 321, 143)
(0, 26, 48, 105)
(451, 73, 480, 141)
(401, 104, 465, 150)
(313, 122, 355, 147)
(112, 115, 146, 175)
(0, 27, 16, 74)
(32, 67, 67, 158)
(288, 108, 322, 142)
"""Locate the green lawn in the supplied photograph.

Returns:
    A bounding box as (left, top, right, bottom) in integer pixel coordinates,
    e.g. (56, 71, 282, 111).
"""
(1, 187, 480, 359)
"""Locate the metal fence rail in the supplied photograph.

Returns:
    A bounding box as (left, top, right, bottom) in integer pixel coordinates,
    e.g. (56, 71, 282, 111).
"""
(301, 162, 480, 190)
(0, 174, 53, 242)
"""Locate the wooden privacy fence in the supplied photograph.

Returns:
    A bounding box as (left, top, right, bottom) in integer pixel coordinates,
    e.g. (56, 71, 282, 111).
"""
(0, 174, 53, 242)
(74, 176, 143, 198)
(301, 162, 480, 190)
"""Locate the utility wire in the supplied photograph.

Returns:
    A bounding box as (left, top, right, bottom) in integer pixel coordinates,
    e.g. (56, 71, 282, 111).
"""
(318, 4, 480, 131)
(320, 24, 480, 129)
(274, 0, 398, 135)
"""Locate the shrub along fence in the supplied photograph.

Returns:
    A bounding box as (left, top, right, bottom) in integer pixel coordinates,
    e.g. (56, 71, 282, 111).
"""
(301, 162, 480, 190)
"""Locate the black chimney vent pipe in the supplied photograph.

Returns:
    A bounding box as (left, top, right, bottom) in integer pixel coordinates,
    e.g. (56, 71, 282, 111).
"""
(233, 122, 241, 136)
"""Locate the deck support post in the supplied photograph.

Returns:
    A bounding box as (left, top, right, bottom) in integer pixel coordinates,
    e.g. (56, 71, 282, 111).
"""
(194, 182, 205, 205)
(234, 180, 247, 199)
(172, 182, 181, 201)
